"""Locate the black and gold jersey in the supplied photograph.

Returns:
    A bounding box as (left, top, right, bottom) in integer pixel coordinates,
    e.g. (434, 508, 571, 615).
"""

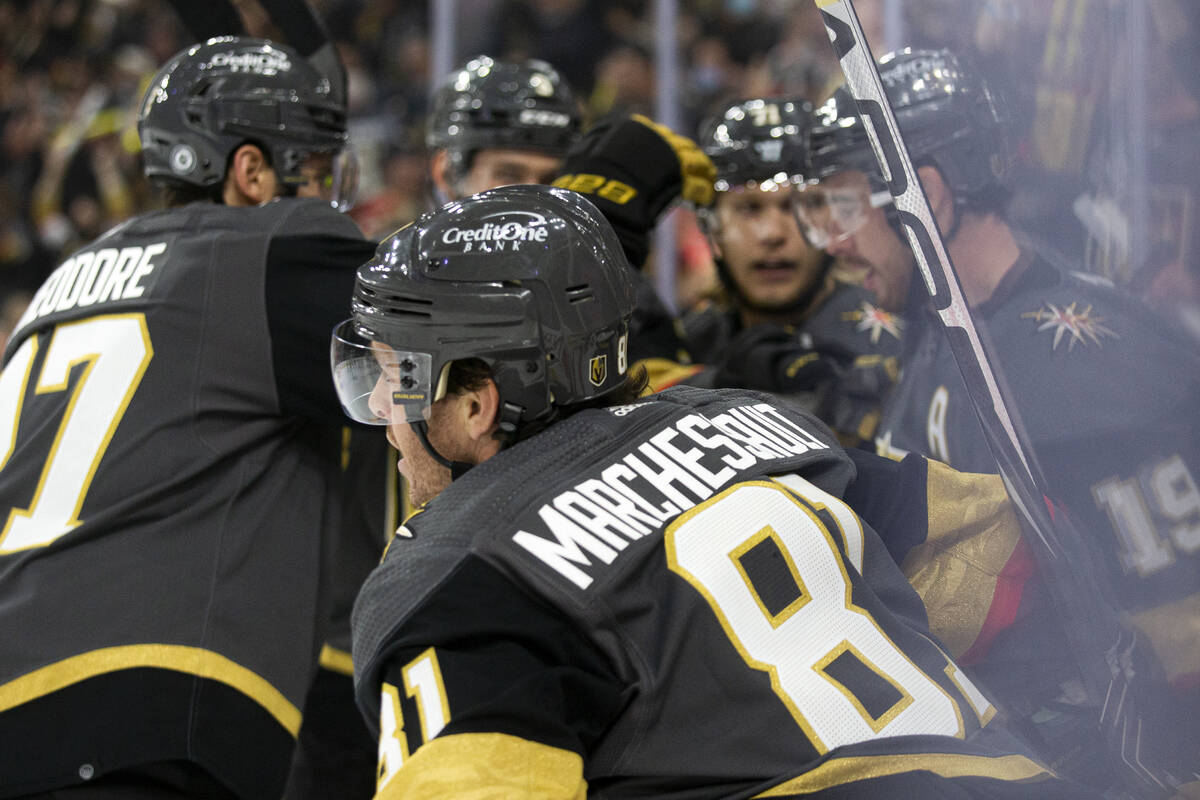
(875, 254, 1200, 699)
(872, 251, 1200, 795)
(352, 386, 1081, 799)
(0, 198, 376, 799)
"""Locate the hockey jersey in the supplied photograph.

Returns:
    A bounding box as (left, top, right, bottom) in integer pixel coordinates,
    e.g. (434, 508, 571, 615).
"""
(875, 252, 1200, 717)
(0, 198, 374, 799)
(352, 386, 1081, 799)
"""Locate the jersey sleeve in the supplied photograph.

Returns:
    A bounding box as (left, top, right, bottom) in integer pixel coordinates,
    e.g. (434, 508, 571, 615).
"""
(844, 450, 1032, 663)
(264, 226, 377, 424)
(368, 556, 624, 800)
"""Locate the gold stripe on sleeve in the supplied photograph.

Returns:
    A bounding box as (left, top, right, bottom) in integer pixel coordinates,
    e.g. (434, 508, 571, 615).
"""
(754, 752, 1053, 796)
(375, 732, 586, 800)
(318, 644, 355, 677)
(901, 461, 1024, 658)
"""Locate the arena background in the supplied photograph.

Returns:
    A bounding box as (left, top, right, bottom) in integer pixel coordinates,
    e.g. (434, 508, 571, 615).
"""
(2, 0, 1196, 340)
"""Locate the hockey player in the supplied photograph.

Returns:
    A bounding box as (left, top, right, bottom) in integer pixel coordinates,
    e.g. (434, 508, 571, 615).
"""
(331, 184, 1093, 799)
(293, 51, 713, 799)
(797, 47, 1200, 788)
(426, 55, 583, 204)
(426, 55, 712, 372)
(687, 96, 902, 443)
(0, 37, 377, 799)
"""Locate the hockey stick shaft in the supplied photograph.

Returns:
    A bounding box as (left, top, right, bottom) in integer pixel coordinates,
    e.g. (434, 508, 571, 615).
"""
(813, 1, 1040, 513)
(809, 0, 1122, 700)
(806, 13, 1188, 791)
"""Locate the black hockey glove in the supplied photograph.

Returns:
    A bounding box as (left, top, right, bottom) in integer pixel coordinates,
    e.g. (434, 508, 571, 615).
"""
(711, 324, 838, 393)
(554, 114, 715, 268)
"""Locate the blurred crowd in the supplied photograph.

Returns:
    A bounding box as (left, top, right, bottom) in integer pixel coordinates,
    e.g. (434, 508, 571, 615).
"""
(3, 0, 1198, 345)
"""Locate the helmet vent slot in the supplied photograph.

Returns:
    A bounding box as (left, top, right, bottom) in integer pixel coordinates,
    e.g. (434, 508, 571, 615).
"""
(565, 284, 593, 304)
(381, 293, 433, 307)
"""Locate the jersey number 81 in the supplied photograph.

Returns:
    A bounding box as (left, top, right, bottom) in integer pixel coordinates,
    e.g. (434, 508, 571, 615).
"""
(665, 476, 991, 753)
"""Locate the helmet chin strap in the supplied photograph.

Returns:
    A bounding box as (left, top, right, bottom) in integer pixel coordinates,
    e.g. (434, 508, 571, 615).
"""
(409, 400, 526, 482)
(410, 420, 475, 481)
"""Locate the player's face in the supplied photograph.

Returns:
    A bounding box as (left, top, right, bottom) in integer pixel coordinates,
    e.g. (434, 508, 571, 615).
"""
(294, 150, 358, 211)
(366, 355, 453, 508)
(460, 149, 563, 195)
(295, 153, 334, 200)
(713, 183, 826, 316)
(804, 170, 913, 311)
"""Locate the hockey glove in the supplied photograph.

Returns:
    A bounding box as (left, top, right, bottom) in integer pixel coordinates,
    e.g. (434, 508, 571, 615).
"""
(554, 114, 716, 268)
(711, 324, 837, 393)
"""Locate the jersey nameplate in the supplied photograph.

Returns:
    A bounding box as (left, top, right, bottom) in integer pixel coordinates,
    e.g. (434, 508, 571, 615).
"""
(512, 402, 829, 589)
(11, 242, 168, 343)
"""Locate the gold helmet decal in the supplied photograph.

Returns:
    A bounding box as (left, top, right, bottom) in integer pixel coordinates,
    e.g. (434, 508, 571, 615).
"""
(589, 354, 608, 387)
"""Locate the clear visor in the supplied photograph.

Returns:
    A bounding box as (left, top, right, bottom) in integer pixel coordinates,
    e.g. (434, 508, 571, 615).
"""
(298, 148, 360, 213)
(330, 319, 434, 425)
(327, 148, 359, 213)
(791, 183, 893, 249)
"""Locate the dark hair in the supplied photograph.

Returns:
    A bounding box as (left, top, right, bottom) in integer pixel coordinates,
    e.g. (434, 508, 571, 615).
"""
(157, 181, 223, 207)
(961, 183, 1013, 218)
(445, 357, 650, 442)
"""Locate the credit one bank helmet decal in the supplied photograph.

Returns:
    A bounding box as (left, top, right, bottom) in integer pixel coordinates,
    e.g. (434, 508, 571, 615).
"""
(332, 185, 636, 431)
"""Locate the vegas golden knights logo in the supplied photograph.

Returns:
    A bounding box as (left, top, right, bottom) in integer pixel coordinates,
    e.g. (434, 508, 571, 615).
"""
(589, 355, 607, 387)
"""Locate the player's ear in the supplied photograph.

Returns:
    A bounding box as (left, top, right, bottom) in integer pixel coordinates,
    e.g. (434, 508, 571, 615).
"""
(225, 144, 278, 206)
(430, 150, 457, 201)
(461, 378, 503, 462)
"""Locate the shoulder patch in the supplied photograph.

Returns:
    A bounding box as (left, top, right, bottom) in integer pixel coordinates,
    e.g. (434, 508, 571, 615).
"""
(841, 301, 903, 344)
(1021, 301, 1118, 351)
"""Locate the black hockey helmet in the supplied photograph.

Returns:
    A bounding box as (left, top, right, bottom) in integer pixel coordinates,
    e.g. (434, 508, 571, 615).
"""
(331, 185, 635, 436)
(138, 37, 351, 203)
(699, 96, 815, 193)
(426, 55, 581, 173)
(808, 47, 1009, 201)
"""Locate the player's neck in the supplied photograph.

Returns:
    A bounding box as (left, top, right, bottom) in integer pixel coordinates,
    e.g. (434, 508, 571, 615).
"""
(947, 213, 1020, 308)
